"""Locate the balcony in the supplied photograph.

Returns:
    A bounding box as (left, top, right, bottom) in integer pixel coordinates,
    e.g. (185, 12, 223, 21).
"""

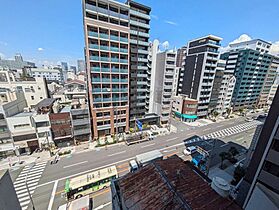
(100, 57, 109, 62)
(110, 35, 119, 41)
(207, 40, 221, 46)
(73, 128, 91, 136)
(130, 9, 150, 20)
(72, 119, 89, 126)
(120, 48, 128, 53)
(121, 97, 128, 101)
(120, 37, 128, 43)
(120, 69, 128, 73)
(100, 33, 109, 39)
(130, 20, 150, 29)
(89, 44, 99, 49)
(92, 88, 102, 93)
(121, 88, 128, 92)
(110, 47, 119, 52)
(102, 78, 110, 82)
(130, 30, 150, 38)
(90, 56, 99, 61)
(111, 68, 119, 73)
(112, 97, 120, 101)
(100, 45, 109, 51)
(120, 59, 128, 64)
(120, 79, 128, 83)
(88, 31, 98, 38)
(91, 67, 100, 72)
(93, 98, 102, 102)
(92, 78, 101, 82)
(101, 68, 110, 72)
(112, 78, 120, 83)
(111, 58, 119, 63)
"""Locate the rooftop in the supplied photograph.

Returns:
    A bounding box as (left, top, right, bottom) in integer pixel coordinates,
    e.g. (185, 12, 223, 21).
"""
(112, 155, 241, 210)
(34, 98, 56, 109)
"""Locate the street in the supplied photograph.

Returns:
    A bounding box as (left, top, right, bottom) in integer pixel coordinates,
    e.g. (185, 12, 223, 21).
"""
(10, 114, 263, 210)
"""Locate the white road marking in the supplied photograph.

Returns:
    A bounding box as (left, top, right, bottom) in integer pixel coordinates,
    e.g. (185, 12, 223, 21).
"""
(162, 148, 177, 153)
(141, 143, 155, 148)
(63, 161, 88, 169)
(166, 137, 178, 142)
(48, 180, 58, 210)
(216, 125, 223, 128)
(203, 128, 211, 131)
(236, 137, 244, 141)
(108, 151, 126, 157)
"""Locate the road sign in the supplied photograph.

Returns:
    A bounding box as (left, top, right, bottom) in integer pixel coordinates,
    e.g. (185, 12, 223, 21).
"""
(136, 119, 143, 131)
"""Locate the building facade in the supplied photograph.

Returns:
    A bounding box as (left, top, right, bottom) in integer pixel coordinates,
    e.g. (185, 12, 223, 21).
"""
(151, 50, 176, 125)
(0, 70, 49, 108)
(180, 35, 222, 117)
(127, 1, 151, 126)
(172, 94, 198, 122)
(221, 39, 273, 111)
(0, 54, 35, 70)
(83, 0, 130, 138)
(77, 59, 86, 73)
(30, 68, 63, 83)
(257, 55, 279, 108)
(236, 88, 279, 210)
(209, 59, 236, 114)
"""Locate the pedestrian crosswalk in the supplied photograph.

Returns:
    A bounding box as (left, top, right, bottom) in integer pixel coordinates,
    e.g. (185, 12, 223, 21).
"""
(13, 161, 48, 210)
(204, 121, 263, 139)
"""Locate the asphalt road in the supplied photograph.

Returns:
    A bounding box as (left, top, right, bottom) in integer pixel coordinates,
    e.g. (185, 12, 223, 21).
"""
(12, 113, 263, 210)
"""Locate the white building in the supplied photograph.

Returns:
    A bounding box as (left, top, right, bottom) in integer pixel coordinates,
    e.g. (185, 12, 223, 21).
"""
(229, 39, 271, 54)
(150, 49, 177, 126)
(172, 67, 180, 97)
(30, 67, 63, 83)
(0, 69, 49, 108)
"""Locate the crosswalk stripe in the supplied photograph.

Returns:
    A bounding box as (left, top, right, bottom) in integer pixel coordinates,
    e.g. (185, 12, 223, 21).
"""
(16, 186, 36, 195)
(18, 171, 44, 179)
(21, 164, 47, 173)
(20, 200, 30, 207)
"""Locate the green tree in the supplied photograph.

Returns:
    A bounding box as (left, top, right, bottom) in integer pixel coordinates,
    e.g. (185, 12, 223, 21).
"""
(226, 108, 232, 118)
(212, 110, 219, 119)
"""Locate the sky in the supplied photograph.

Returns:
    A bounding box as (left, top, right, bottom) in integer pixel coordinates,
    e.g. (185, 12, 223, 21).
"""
(0, 0, 278, 66)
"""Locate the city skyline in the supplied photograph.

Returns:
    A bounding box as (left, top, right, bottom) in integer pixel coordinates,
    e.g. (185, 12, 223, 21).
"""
(0, 0, 279, 66)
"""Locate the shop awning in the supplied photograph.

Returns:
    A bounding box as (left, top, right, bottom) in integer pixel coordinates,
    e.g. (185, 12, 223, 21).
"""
(175, 112, 198, 119)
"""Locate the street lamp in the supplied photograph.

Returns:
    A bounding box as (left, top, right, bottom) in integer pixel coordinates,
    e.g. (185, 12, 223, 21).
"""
(25, 162, 36, 210)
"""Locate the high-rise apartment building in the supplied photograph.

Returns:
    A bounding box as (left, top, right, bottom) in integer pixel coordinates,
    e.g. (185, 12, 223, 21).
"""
(236, 88, 279, 210)
(209, 59, 236, 114)
(151, 50, 176, 126)
(83, 0, 130, 138)
(127, 1, 151, 126)
(77, 59, 86, 72)
(221, 39, 273, 111)
(180, 35, 222, 117)
(257, 55, 279, 108)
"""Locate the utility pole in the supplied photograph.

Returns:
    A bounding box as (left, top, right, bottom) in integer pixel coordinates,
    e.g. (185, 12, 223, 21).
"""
(45, 131, 52, 157)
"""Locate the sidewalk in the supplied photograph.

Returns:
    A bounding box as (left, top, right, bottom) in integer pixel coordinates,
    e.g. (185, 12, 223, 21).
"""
(0, 151, 52, 171)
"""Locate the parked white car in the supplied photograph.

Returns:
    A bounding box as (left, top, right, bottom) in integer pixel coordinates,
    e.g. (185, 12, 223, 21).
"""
(183, 146, 197, 156)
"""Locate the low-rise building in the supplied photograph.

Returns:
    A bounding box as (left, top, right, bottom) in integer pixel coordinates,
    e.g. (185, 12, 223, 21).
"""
(30, 67, 63, 83)
(71, 101, 91, 143)
(172, 94, 198, 122)
(0, 69, 49, 108)
(111, 155, 240, 210)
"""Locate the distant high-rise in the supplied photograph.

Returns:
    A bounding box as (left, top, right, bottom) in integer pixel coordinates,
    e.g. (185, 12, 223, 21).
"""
(236, 88, 279, 210)
(180, 35, 222, 118)
(221, 39, 273, 111)
(0, 54, 35, 69)
(77, 59, 85, 72)
(61, 62, 68, 71)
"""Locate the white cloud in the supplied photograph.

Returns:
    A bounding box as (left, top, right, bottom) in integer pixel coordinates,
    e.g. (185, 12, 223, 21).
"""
(270, 41, 279, 55)
(164, 20, 178, 26)
(220, 34, 252, 53)
(161, 41, 170, 50)
(38, 47, 44, 51)
(151, 14, 158, 20)
(230, 34, 252, 45)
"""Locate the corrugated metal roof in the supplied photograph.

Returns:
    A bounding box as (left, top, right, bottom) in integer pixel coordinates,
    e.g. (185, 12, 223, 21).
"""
(113, 155, 241, 210)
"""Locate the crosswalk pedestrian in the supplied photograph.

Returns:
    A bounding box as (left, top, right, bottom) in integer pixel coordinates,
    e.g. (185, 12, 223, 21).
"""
(13, 161, 47, 210)
(204, 120, 263, 139)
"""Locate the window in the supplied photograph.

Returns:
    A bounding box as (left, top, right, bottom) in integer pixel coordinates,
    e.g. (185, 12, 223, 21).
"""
(31, 96, 34, 100)
(14, 124, 30, 129)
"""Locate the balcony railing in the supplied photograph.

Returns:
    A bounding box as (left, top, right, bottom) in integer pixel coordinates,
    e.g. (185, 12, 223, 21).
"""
(100, 33, 109, 39)
(88, 31, 98, 37)
(89, 44, 99, 49)
(120, 59, 128, 64)
(120, 37, 128, 42)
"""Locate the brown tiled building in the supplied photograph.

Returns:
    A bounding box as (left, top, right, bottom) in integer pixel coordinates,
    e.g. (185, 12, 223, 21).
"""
(111, 155, 241, 210)
(172, 94, 198, 122)
(49, 111, 73, 147)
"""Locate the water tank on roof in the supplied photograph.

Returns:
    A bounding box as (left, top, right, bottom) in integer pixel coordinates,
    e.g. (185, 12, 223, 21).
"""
(211, 177, 230, 197)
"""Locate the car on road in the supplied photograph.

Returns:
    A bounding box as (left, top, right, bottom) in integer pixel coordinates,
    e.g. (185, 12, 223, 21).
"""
(245, 117, 253, 122)
(129, 160, 139, 172)
(183, 146, 197, 156)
